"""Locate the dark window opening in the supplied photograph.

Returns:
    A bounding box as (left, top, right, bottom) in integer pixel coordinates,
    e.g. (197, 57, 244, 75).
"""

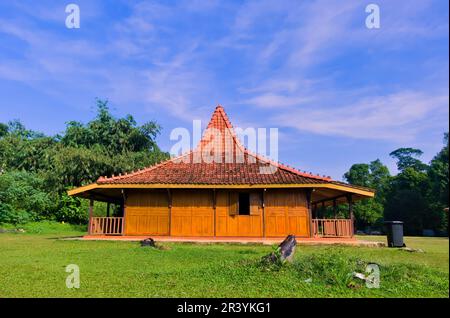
(238, 193, 250, 215)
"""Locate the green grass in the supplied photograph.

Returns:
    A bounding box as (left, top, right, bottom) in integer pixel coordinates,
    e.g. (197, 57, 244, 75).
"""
(0, 223, 448, 298)
(0, 221, 86, 235)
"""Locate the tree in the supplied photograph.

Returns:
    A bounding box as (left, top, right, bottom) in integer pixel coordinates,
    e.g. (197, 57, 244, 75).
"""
(0, 123, 8, 138)
(0, 99, 169, 225)
(61, 99, 162, 155)
(389, 148, 428, 172)
(343, 159, 391, 229)
(385, 146, 432, 235)
(426, 133, 449, 234)
(384, 167, 430, 235)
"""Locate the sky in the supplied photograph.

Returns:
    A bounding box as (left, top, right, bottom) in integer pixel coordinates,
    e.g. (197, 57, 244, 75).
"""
(0, 0, 448, 180)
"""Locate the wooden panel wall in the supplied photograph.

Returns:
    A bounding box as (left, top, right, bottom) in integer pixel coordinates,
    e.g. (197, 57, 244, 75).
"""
(215, 191, 263, 237)
(171, 189, 214, 236)
(264, 189, 309, 237)
(123, 188, 309, 237)
(125, 190, 169, 235)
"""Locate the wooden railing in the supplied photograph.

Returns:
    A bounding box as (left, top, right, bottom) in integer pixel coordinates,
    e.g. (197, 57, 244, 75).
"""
(312, 219, 353, 238)
(89, 217, 124, 235)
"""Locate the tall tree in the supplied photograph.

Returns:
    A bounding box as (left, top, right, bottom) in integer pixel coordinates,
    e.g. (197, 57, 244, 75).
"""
(389, 148, 428, 172)
(426, 133, 449, 234)
(385, 147, 430, 235)
(343, 159, 390, 229)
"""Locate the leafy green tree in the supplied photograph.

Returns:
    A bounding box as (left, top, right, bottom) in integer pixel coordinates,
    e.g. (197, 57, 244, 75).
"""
(344, 159, 391, 229)
(426, 133, 449, 234)
(0, 123, 8, 137)
(389, 148, 428, 172)
(385, 147, 431, 235)
(0, 171, 56, 224)
(0, 99, 168, 225)
(384, 167, 430, 235)
(60, 99, 162, 155)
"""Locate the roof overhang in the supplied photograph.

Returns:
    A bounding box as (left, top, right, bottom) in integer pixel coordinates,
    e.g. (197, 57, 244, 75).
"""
(68, 182, 374, 203)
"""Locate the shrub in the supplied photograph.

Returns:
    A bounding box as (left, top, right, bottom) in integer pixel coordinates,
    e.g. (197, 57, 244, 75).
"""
(0, 171, 55, 224)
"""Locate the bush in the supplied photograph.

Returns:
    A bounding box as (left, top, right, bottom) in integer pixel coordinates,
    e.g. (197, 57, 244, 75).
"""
(54, 193, 88, 224)
(0, 171, 55, 224)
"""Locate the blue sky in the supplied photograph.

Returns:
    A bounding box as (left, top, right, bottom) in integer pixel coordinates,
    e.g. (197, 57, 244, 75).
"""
(0, 0, 448, 180)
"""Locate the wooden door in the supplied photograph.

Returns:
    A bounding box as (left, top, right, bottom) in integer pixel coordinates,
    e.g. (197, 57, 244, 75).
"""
(171, 190, 214, 236)
(125, 190, 169, 235)
(264, 189, 309, 237)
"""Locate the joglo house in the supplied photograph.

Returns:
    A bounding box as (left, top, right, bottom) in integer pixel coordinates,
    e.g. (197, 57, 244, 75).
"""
(69, 106, 374, 239)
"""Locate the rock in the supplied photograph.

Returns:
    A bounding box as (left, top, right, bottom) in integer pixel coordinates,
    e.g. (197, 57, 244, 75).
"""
(140, 238, 156, 248)
(400, 247, 424, 253)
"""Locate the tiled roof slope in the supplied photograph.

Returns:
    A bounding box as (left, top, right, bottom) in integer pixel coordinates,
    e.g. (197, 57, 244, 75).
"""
(97, 106, 333, 185)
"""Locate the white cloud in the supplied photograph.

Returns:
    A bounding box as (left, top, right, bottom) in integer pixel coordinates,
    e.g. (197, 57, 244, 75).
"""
(277, 91, 449, 141)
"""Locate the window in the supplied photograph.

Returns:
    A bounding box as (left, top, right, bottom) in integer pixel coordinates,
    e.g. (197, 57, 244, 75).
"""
(238, 192, 250, 215)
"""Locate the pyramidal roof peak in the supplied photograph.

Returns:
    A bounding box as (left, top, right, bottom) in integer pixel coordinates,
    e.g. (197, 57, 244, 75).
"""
(97, 105, 335, 184)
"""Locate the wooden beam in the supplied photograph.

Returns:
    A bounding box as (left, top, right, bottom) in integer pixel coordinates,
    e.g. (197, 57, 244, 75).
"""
(262, 189, 266, 238)
(68, 182, 375, 197)
(167, 189, 172, 236)
(121, 189, 127, 235)
(88, 199, 94, 235)
(333, 199, 337, 218)
(212, 189, 216, 237)
(106, 202, 110, 217)
(306, 189, 313, 238)
(312, 194, 348, 206)
(347, 194, 354, 236)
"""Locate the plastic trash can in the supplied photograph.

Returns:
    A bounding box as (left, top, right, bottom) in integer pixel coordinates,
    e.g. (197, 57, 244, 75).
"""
(384, 221, 405, 247)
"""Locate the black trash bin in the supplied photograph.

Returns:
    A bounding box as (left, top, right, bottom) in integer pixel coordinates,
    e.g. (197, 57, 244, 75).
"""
(384, 221, 405, 247)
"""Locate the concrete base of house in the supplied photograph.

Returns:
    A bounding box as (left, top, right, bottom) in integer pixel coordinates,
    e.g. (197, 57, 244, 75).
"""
(79, 235, 385, 247)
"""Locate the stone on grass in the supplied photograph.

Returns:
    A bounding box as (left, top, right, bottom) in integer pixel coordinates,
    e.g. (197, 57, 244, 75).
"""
(140, 238, 156, 248)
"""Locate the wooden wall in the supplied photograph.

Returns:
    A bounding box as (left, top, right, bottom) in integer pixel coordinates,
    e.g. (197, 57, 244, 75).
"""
(264, 189, 309, 237)
(215, 191, 263, 237)
(171, 189, 214, 236)
(124, 188, 310, 237)
(125, 190, 169, 235)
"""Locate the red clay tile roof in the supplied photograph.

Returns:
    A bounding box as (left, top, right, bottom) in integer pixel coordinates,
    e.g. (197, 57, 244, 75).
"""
(97, 106, 333, 185)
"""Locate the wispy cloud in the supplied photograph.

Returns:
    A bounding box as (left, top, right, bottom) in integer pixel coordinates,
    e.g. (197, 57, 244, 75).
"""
(277, 91, 449, 141)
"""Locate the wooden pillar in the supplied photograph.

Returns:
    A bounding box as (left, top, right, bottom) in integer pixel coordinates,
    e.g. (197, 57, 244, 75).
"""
(347, 194, 354, 235)
(121, 189, 126, 236)
(106, 202, 110, 217)
(333, 199, 337, 218)
(88, 198, 94, 235)
(306, 189, 313, 237)
(262, 189, 266, 238)
(167, 189, 172, 236)
(321, 201, 325, 218)
(212, 189, 216, 237)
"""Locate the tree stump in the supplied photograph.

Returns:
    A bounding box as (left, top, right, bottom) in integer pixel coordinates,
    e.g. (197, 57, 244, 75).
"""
(263, 234, 297, 265)
(279, 234, 297, 263)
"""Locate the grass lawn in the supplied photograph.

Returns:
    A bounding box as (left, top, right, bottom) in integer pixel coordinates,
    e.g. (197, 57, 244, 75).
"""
(0, 223, 448, 298)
